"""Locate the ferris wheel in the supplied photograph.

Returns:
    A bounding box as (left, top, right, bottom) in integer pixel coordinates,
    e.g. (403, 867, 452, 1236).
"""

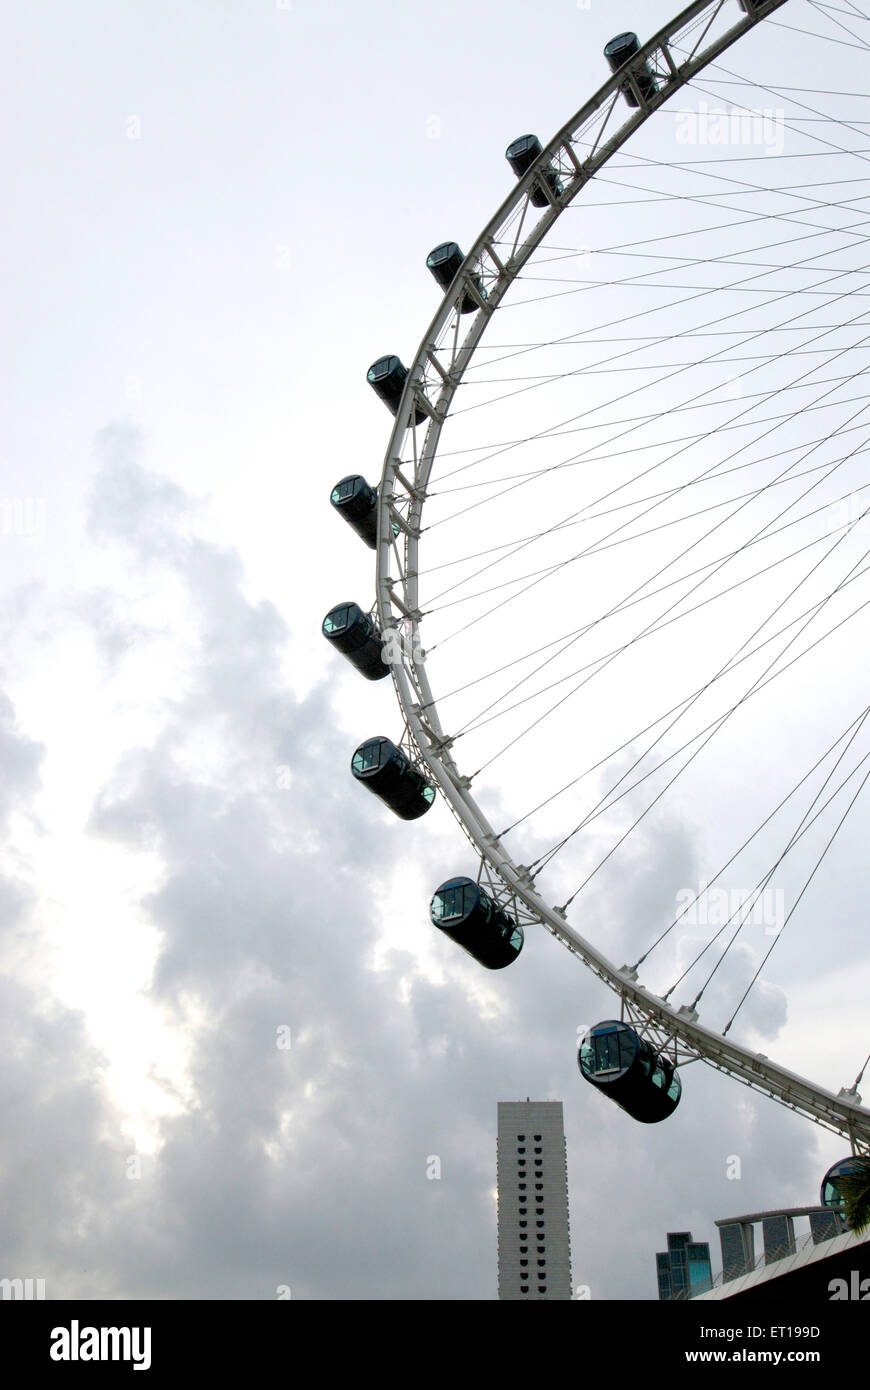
(324, 0, 870, 1154)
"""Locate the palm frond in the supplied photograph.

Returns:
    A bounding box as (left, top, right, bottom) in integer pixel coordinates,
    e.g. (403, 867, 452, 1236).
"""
(837, 1156, 870, 1235)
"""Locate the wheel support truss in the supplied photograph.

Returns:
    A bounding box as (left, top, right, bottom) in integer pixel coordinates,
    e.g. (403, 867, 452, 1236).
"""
(373, 0, 870, 1150)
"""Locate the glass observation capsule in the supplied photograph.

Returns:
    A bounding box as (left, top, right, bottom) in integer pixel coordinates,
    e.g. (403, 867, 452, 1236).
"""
(429, 876, 524, 969)
(820, 1156, 864, 1208)
(329, 475, 399, 547)
(603, 32, 657, 108)
(504, 134, 563, 209)
(578, 1020, 681, 1123)
(330, 474, 379, 549)
(426, 242, 485, 314)
(321, 602, 390, 681)
(367, 355, 426, 425)
(351, 736, 436, 820)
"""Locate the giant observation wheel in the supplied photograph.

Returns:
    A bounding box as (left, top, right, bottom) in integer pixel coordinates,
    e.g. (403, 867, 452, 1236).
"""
(325, 0, 870, 1152)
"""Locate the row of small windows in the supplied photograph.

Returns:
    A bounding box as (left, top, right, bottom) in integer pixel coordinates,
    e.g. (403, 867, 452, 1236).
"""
(516, 1147, 543, 1154)
(520, 1286, 547, 1294)
(519, 1260, 547, 1267)
(518, 1208, 545, 1216)
(517, 1183, 544, 1190)
(516, 1135, 542, 1141)
(519, 1246, 546, 1254)
(518, 1221, 546, 1228)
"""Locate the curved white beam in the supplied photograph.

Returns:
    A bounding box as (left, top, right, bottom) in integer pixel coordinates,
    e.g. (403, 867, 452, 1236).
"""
(373, 0, 870, 1148)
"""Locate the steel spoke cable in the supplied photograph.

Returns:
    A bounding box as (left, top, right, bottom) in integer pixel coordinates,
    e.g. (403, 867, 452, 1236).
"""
(448, 205, 870, 424)
(630, 703, 870, 970)
(474, 396, 870, 825)
(682, 744, 870, 1014)
(427, 255, 870, 529)
(454, 515, 870, 741)
(498, 200, 870, 314)
(427, 467, 867, 621)
(444, 403, 870, 751)
(479, 209, 870, 345)
(698, 75, 870, 91)
(429, 255, 870, 550)
(426, 302, 870, 569)
(767, 17, 870, 48)
(667, 705, 870, 1002)
(552, 532, 870, 912)
(536, 191, 870, 266)
(700, 74, 870, 89)
(421, 363, 869, 473)
(439, 212, 870, 453)
(807, 0, 870, 44)
(434, 359, 870, 512)
(501, 571, 870, 855)
(429, 317, 870, 664)
(460, 468, 863, 784)
(425, 489, 870, 719)
(515, 217, 870, 281)
(422, 427, 870, 576)
(528, 237, 870, 282)
(722, 760, 870, 1034)
(698, 31, 870, 173)
(528, 234, 870, 280)
(427, 404, 870, 509)
(429, 363, 870, 490)
(458, 341, 870, 388)
(527, 505, 870, 878)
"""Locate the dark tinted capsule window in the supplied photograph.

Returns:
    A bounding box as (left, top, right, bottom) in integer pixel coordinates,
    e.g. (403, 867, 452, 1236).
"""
(352, 740, 386, 774)
(323, 605, 351, 634)
(432, 882, 476, 922)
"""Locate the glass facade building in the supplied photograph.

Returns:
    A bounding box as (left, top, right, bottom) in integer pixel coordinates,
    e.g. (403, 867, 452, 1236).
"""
(762, 1213, 796, 1265)
(719, 1220, 756, 1281)
(656, 1231, 713, 1299)
(717, 1205, 847, 1286)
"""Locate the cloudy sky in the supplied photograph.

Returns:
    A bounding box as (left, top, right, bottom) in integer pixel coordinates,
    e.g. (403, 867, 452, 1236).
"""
(3, 0, 869, 1301)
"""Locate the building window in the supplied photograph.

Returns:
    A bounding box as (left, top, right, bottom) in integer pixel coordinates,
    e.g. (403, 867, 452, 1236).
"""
(517, 1147, 525, 1154)
(517, 1135, 525, 1141)
(520, 1259, 528, 1267)
(534, 1147, 542, 1154)
(519, 1183, 527, 1191)
(533, 1134, 541, 1141)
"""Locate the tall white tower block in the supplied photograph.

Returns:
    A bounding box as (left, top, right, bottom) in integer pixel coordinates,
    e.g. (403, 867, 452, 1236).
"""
(497, 1100, 572, 1300)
